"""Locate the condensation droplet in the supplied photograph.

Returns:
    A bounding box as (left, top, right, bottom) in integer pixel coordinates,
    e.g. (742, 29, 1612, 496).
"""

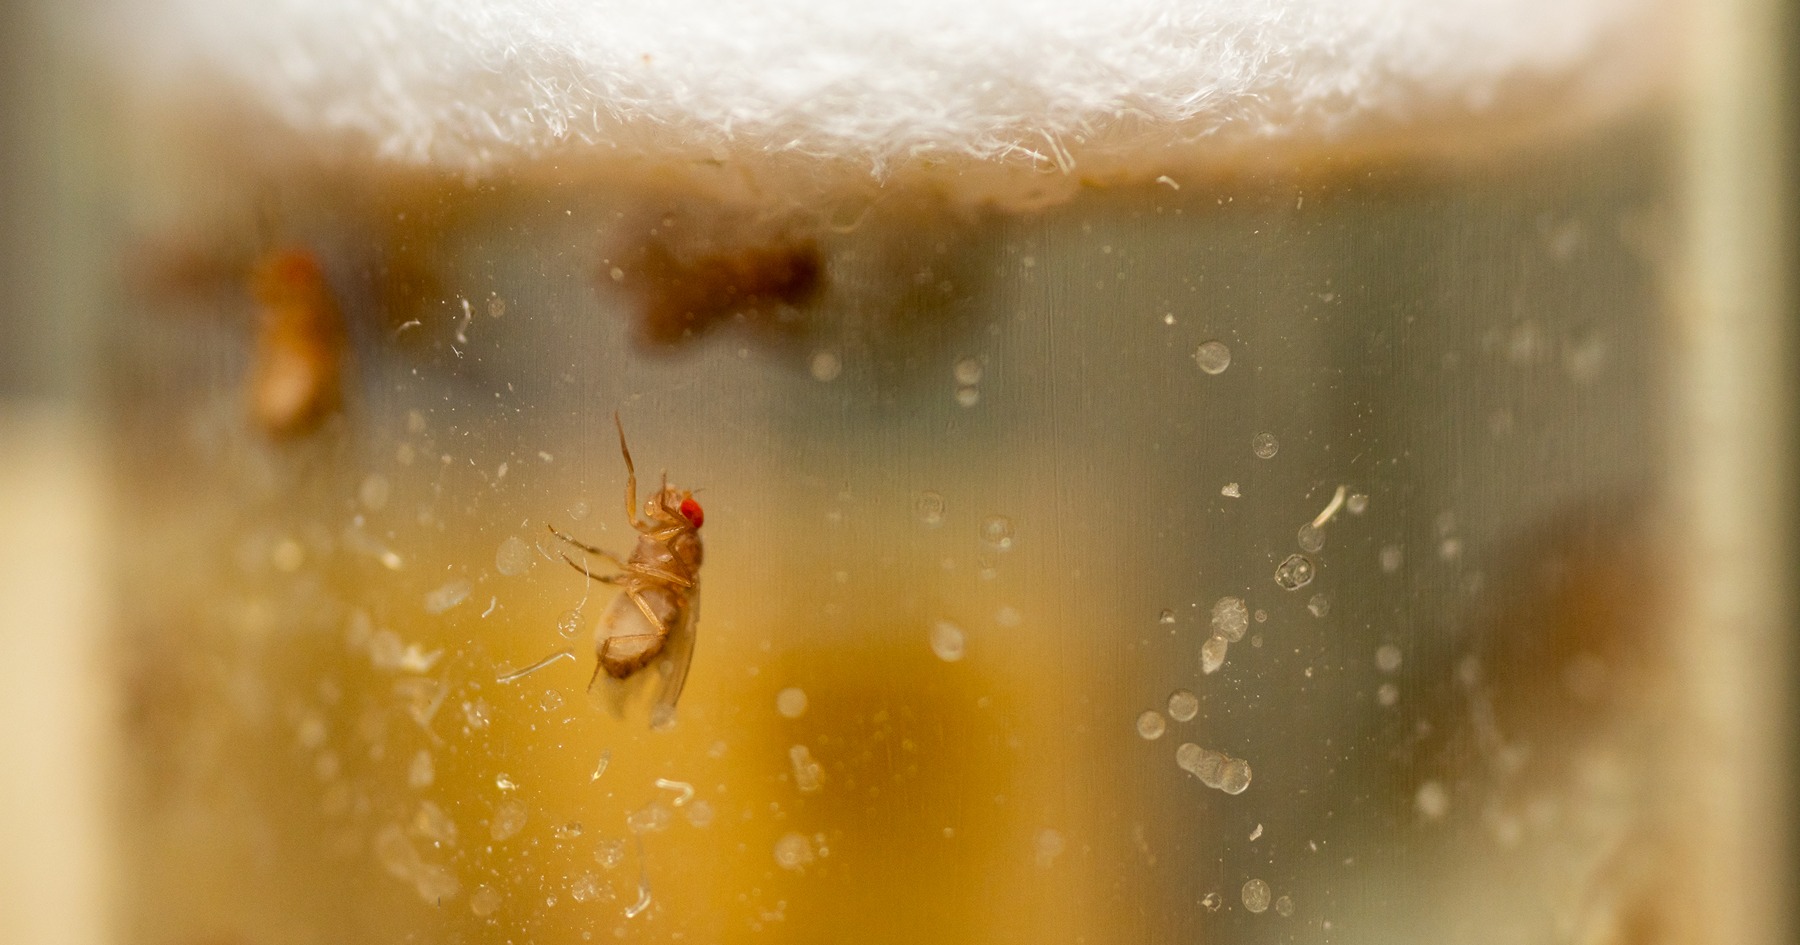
(1210, 597, 1249, 641)
(556, 609, 582, 639)
(1376, 644, 1403, 673)
(1136, 711, 1166, 740)
(954, 358, 984, 385)
(568, 500, 590, 521)
(1218, 758, 1253, 795)
(789, 745, 825, 793)
(469, 885, 502, 918)
(980, 516, 1014, 550)
(408, 750, 434, 790)
(1297, 523, 1326, 553)
(1033, 828, 1066, 868)
(915, 491, 946, 527)
(490, 800, 527, 841)
(810, 351, 843, 382)
(541, 689, 564, 711)
(1416, 780, 1450, 820)
(359, 474, 391, 511)
(955, 386, 981, 407)
(627, 803, 671, 834)
(1167, 690, 1199, 722)
(685, 800, 715, 828)
(463, 698, 490, 730)
(1274, 554, 1315, 590)
(776, 687, 808, 719)
(569, 872, 604, 903)
(1346, 493, 1369, 515)
(1251, 433, 1279, 459)
(1377, 683, 1400, 706)
(414, 800, 457, 845)
(1274, 895, 1294, 917)
(495, 536, 533, 576)
(424, 579, 472, 615)
(1220, 482, 1241, 498)
(595, 839, 628, 869)
(1380, 544, 1405, 573)
(1307, 594, 1330, 618)
(1200, 635, 1229, 675)
(774, 832, 815, 870)
(1242, 879, 1272, 914)
(1193, 340, 1232, 375)
(1201, 892, 1223, 912)
(929, 620, 967, 662)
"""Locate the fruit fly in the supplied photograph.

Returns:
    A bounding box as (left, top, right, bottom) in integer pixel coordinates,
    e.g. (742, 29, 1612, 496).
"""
(550, 414, 704, 726)
(247, 249, 345, 437)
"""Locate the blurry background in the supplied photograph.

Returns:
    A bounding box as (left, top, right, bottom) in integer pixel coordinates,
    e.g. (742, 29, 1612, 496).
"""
(0, 1, 1794, 944)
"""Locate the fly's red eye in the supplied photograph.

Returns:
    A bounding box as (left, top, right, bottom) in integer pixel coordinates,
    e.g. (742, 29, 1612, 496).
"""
(679, 497, 704, 528)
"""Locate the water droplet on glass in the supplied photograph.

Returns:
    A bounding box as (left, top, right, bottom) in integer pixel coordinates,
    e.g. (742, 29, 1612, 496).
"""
(1379, 544, 1404, 573)
(1274, 554, 1316, 590)
(1346, 492, 1369, 515)
(915, 491, 946, 527)
(1416, 780, 1450, 820)
(1438, 537, 1464, 560)
(1274, 894, 1295, 917)
(408, 750, 434, 790)
(1033, 828, 1066, 868)
(1297, 523, 1326, 553)
(567, 500, 590, 521)
(1193, 340, 1232, 375)
(556, 821, 584, 840)
(272, 538, 306, 573)
(685, 799, 715, 828)
(1201, 892, 1223, 912)
(1220, 482, 1241, 498)
(1242, 879, 1272, 913)
(1251, 433, 1279, 459)
(359, 474, 391, 511)
(569, 872, 604, 903)
(1158, 609, 1175, 625)
(469, 884, 502, 917)
(1377, 683, 1400, 706)
(1306, 594, 1330, 618)
(954, 358, 984, 385)
(1210, 597, 1249, 642)
(810, 351, 842, 382)
(1376, 644, 1403, 673)
(540, 689, 564, 711)
(626, 802, 671, 834)
(490, 800, 527, 841)
(776, 687, 808, 719)
(955, 386, 981, 407)
(980, 516, 1014, 550)
(789, 745, 825, 793)
(774, 832, 815, 871)
(424, 580, 472, 615)
(1167, 690, 1199, 722)
(595, 839, 628, 869)
(1200, 635, 1229, 674)
(556, 609, 582, 638)
(495, 536, 533, 576)
(930, 620, 967, 662)
(1218, 758, 1253, 795)
(1136, 711, 1166, 740)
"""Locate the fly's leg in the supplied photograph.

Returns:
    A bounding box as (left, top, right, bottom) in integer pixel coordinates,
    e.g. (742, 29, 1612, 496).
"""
(624, 560, 695, 588)
(616, 412, 652, 531)
(627, 587, 669, 635)
(560, 553, 627, 584)
(547, 524, 630, 568)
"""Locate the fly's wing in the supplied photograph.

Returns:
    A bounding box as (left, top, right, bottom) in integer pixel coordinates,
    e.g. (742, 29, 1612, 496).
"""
(647, 587, 699, 732)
